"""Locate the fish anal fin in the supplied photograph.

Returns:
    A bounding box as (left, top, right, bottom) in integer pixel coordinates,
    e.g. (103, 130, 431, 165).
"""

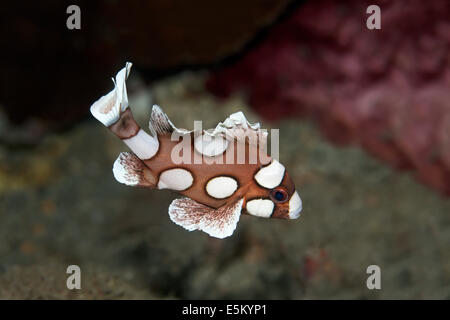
(169, 198, 244, 239)
(113, 152, 156, 187)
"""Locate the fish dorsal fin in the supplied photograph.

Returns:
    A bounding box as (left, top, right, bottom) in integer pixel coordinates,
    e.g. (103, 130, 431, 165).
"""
(149, 105, 177, 136)
(148, 106, 267, 147)
(208, 111, 268, 147)
(169, 197, 244, 239)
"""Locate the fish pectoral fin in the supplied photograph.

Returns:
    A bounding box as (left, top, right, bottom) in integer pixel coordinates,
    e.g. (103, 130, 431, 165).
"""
(112, 152, 156, 187)
(168, 197, 244, 239)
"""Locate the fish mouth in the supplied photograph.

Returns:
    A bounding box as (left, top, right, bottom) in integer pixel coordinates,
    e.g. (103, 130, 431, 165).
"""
(288, 191, 302, 219)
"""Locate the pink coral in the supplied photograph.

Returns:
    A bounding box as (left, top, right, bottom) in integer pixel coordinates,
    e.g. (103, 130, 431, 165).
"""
(207, 0, 450, 195)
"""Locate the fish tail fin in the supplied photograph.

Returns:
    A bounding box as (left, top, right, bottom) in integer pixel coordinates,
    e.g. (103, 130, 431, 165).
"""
(90, 62, 132, 128)
(90, 62, 159, 160)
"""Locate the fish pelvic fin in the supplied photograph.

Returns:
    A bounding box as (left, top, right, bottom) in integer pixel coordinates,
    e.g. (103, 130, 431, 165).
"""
(168, 197, 244, 239)
(113, 152, 157, 187)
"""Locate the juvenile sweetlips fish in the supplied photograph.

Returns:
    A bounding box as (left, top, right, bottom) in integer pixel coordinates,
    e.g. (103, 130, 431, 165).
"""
(90, 62, 302, 238)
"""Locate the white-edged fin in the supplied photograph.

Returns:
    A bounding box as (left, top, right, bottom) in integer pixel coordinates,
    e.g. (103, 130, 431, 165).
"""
(113, 152, 155, 187)
(169, 198, 244, 239)
(147, 107, 266, 147)
(90, 62, 132, 126)
(208, 111, 268, 146)
(149, 105, 177, 136)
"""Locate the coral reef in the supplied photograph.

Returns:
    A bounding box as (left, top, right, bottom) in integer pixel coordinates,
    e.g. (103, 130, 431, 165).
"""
(207, 0, 450, 195)
(0, 0, 291, 132)
(1, 72, 450, 299)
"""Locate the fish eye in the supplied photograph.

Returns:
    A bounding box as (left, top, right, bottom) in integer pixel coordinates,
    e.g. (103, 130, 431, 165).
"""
(270, 187, 289, 203)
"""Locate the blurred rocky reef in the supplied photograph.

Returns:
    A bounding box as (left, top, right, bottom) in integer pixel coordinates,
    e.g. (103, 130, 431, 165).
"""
(1, 0, 450, 300)
(207, 0, 450, 195)
(0, 0, 292, 137)
(1, 72, 450, 299)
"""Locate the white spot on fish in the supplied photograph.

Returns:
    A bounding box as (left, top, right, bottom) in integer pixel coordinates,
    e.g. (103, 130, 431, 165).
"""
(194, 133, 228, 157)
(246, 199, 274, 218)
(158, 168, 193, 191)
(254, 160, 285, 189)
(206, 176, 238, 199)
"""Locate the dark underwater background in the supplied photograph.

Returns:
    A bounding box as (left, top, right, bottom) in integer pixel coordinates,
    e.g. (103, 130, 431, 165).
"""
(1, 0, 449, 299)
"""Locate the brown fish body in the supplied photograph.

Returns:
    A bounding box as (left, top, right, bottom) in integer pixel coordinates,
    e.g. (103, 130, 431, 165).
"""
(90, 62, 302, 238)
(144, 133, 270, 209)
